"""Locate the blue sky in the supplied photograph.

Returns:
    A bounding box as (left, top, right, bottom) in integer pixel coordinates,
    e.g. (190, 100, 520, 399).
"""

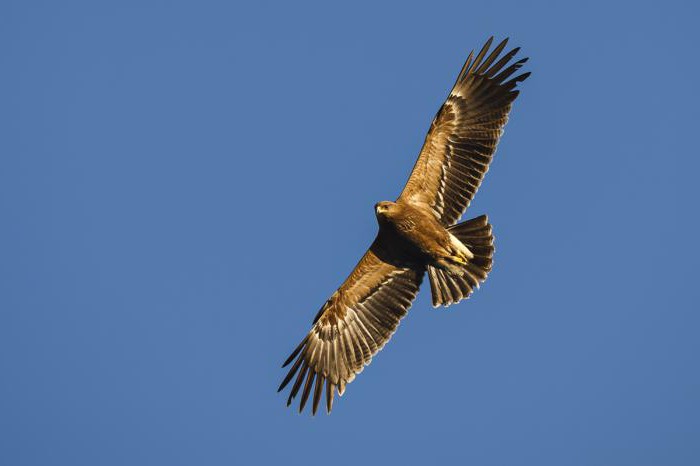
(1, 1, 699, 465)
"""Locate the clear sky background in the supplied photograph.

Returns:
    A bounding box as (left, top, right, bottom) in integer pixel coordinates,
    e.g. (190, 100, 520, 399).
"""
(2, 1, 699, 465)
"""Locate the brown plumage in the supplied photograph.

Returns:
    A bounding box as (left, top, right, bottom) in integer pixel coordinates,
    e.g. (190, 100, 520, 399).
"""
(278, 37, 529, 414)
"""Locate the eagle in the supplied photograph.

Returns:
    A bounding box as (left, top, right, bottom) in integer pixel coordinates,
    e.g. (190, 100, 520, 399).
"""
(278, 37, 530, 415)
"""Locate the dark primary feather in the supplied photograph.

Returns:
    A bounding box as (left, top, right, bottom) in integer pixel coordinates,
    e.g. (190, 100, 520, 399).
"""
(399, 37, 530, 227)
(469, 36, 494, 74)
(474, 38, 509, 75)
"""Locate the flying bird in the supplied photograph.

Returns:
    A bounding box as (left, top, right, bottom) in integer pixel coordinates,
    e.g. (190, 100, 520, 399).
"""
(278, 37, 530, 415)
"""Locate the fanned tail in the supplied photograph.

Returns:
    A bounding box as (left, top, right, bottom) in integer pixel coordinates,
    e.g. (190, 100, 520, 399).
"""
(428, 215, 494, 307)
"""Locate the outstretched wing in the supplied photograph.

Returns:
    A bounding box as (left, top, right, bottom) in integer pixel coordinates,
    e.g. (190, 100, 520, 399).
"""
(398, 37, 530, 226)
(278, 240, 423, 415)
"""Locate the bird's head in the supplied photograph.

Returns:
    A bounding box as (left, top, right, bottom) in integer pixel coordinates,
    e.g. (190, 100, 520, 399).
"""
(374, 201, 397, 218)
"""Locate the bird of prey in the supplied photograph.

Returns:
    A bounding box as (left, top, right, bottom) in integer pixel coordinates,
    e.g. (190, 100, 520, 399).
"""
(278, 37, 529, 415)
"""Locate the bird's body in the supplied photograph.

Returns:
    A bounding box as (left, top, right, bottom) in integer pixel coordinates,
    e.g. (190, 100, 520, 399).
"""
(375, 200, 473, 273)
(278, 37, 530, 415)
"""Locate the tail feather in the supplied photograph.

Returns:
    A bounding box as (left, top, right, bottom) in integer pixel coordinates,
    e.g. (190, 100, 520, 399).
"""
(428, 215, 494, 307)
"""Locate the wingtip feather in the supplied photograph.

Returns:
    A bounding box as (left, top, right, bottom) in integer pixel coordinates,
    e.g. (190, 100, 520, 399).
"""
(281, 336, 307, 368)
(298, 370, 315, 413)
(326, 380, 335, 414)
(277, 354, 303, 392)
(312, 374, 324, 416)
